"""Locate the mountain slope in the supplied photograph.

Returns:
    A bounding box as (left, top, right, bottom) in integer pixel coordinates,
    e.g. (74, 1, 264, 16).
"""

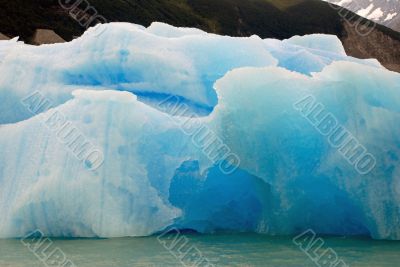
(325, 0, 400, 32)
(0, 0, 399, 72)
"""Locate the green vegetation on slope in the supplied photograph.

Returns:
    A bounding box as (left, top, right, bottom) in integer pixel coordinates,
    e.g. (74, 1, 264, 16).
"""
(1, 0, 399, 41)
(0, 0, 364, 41)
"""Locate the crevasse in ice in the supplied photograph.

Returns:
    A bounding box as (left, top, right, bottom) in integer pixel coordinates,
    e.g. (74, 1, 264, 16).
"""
(0, 22, 399, 240)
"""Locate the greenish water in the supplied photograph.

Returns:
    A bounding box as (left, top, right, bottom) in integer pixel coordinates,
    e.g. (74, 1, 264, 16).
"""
(0, 234, 399, 267)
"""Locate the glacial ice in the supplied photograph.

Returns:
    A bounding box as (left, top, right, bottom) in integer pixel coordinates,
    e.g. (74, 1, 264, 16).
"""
(0, 22, 399, 239)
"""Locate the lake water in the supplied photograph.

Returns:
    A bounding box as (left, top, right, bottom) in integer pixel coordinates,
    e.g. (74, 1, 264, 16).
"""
(0, 233, 399, 267)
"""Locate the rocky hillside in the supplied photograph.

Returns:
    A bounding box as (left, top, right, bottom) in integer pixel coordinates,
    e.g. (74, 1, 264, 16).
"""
(0, 0, 399, 72)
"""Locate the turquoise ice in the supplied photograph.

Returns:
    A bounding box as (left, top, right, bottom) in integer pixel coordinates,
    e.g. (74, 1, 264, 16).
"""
(0, 22, 399, 240)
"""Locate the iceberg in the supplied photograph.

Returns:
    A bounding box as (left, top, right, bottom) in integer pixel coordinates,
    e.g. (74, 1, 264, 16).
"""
(0, 22, 399, 240)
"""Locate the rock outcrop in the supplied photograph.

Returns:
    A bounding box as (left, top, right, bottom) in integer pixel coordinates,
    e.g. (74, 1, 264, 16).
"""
(0, 33, 9, 40)
(31, 29, 65, 45)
